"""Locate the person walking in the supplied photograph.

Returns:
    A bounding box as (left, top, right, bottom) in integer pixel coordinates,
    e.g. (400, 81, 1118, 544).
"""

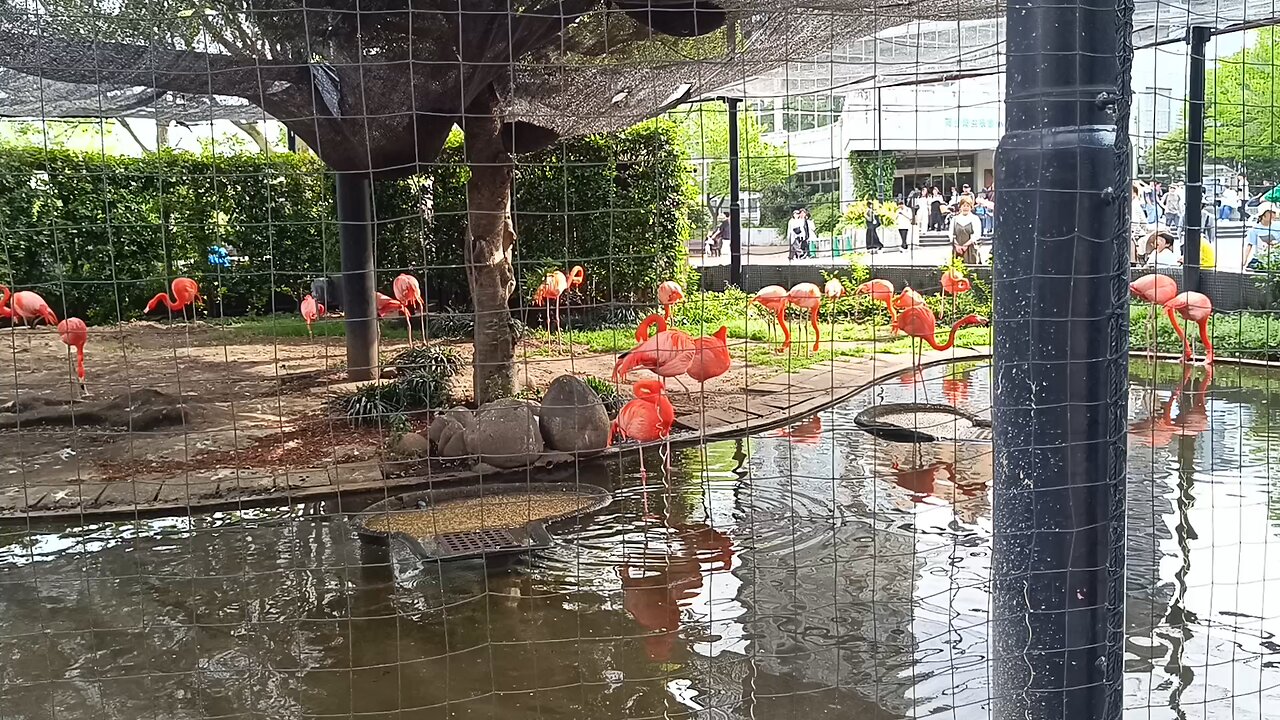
(865, 202, 885, 251)
(787, 207, 816, 259)
(1163, 181, 1183, 231)
(928, 187, 945, 232)
(1219, 185, 1238, 221)
(895, 200, 913, 249)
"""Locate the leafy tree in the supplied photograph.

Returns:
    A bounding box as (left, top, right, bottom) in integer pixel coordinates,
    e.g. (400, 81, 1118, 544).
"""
(671, 105, 796, 218)
(757, 177, 816, 232)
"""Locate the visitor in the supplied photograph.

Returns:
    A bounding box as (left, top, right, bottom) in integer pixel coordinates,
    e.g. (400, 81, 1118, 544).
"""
(1163, 181, 1183, 231)
(1184, 198, 1215, 245)
(1131, 181, 1153, 262)
(895, 200, 913, 249)
(907, 186, 922, 225)
(865, 202, 885, 252)
(1143, 231, 1178, 268)
(1179, 233, 1216, 270)
(915, 187, 930, 234)
(1244, 201, 1279, 271)
(1219, 185, 1238, 221)
(928, 187, 945, 232)
(787, 207, 815, 260)
(707, 211, 729, 257)
(1237, 173, 1250, 220)
(950, 197, 983, 265)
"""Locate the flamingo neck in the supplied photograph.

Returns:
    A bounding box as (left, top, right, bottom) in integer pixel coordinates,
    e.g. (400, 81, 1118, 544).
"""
(923, 320, 963, 351)
(776, 308, 791, 343)
(75, 347, 85, 380)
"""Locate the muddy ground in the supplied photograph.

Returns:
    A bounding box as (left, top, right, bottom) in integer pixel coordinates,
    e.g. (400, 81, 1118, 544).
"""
(0, 321, 779, 491)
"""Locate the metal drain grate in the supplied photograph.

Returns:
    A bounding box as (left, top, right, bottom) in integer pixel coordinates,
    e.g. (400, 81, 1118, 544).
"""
(435, 528, 523, 556)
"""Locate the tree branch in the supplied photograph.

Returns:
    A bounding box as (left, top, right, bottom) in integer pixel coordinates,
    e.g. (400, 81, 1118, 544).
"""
(116, 118, 151, 153)
(231, 120, 270, 153)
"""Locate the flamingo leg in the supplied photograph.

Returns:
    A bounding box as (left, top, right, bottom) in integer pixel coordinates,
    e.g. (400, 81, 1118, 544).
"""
(556, 297, 563, 353)
(1165, 305, 1193, 362)
(810, 306, 820, 353)
(402, 309, 413, 347)
(776, 308, 791, 354)
(418, 306, 428, 346)
(25, 322, 33, 373)
(1198, 319, 1214, 365)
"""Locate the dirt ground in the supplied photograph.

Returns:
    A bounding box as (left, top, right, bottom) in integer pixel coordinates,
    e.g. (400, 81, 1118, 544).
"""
(0, 321, 777, 491)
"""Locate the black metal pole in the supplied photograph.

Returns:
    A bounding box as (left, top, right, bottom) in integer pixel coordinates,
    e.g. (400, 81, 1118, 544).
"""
(336, 171, 379, 381)
(992, 0, 1129, 715)
(287, 130, 298, 153)
(726, 96, 743, 288)
(1183, 26, 1211, 294)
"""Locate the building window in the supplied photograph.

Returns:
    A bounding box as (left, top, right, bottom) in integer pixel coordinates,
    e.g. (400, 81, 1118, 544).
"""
(797, 168, 840, 196)
(751, 99, 776, 133)
(781, 95, 845, 132)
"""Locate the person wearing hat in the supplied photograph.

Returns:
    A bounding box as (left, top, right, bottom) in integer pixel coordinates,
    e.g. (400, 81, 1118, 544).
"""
(1245, 201, 1280, 270)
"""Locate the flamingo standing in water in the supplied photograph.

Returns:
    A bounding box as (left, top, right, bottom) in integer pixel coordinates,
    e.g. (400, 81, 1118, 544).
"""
(614, 314, 695, 389)
(607, 378, 676, 471)
(751, 285, 790, 352)
(376, 292, 414, 346)
(56, 317, 89, 397)
(686, 325, 731, 390)
(856, 279, 897, 335)
(144, 277, 201, 320)
(657, 280, 685, 322)
(1164, 291, 1214, 365)
(1130, 273, 1179, 358)
(787, 282, 824, 353)
(894, 304, 988, 373)
(300, 294, 325, 338)
(10, 290, 58, 370)
(392, 273, 428, 346)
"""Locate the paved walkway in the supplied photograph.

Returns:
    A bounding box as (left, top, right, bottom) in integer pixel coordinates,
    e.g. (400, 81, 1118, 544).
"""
(0, 346, 990, 519)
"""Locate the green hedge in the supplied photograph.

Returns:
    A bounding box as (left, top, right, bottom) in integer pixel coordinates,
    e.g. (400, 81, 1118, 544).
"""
(0, 120, 694, 324)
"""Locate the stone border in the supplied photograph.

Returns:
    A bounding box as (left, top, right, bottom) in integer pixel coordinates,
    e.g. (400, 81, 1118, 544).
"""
(6, 346, 1260, 521)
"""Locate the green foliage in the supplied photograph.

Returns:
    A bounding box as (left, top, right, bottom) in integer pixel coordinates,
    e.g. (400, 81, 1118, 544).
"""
(1206, 28, 1280, 172)
(582, 375, 625, 417)
(329, 346, 461, 426)
(1130, 303, 1280, 361)
(839, 199, 897, 230)
(0, 121, 693, 322)
(807, 191, 842, 235)
(1147, 127, 1187, 178)
(1250, 250, 1280, 308)
(758, 177, 818, 232)
(670, 106, 797, 217)
(850, 152, 896, 200)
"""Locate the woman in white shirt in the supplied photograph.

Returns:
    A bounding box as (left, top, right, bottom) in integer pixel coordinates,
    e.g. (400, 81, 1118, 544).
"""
(1131, 181, 1152, 264)
(896, 202, 913, 249)
(1143, 231, 1178, 268)
(950, 197, 983, 264)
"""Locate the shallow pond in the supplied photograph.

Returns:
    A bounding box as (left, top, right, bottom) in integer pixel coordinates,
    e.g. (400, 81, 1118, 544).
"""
(1, 360, 1277, 719)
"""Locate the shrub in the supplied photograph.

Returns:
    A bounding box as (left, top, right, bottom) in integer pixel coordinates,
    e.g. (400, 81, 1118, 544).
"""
(0, 120, 693, 323)
(583, 375, 625, 418)
(329, 346, 460, 426)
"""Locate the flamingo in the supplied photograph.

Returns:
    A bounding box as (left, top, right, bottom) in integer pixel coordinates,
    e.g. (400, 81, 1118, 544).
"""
(9, 290, 58, 371)
(376, 292, 414, 346)
(607, 378, 676, 472)
(1130, 273, 1179, 358)
(940, 269, 972, 295)
(56, 318, 89, 397)
(392, 273, 428, 346)
(894, 286, 927, 310)
(300, 294, 325, 338)
(144, 277, 201, 321)
(568, 265, 586, 291)
(0, 285, 11, 321)
(751, 285, 790, 352)
(856, 279, 897, 334)
(894, 304, 988, 373)
(614, 314, 695, 389)
(1164, 291, 1214, 365)
(686, 325, 731, 388)
(787, 282, 824, 353)
(657, 280, 685, 322)
(533, 270, 569, 351)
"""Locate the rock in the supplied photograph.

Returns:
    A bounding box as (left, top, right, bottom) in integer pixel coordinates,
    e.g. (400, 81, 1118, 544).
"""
(444, 406, 475, 432)
(394, 432, 430, 457)
(535, 451, 575, 468)
(538, 375, 609, 452)
(428, 415, 470, 459)
(465, 398, 544, 468)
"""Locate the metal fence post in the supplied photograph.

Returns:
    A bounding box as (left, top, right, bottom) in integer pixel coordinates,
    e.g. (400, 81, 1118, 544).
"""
(1183, 26, 1212, 293)
(727, 96, 743, 288)
(337, 171, 379, 381)
(991, 0, 1131, 715)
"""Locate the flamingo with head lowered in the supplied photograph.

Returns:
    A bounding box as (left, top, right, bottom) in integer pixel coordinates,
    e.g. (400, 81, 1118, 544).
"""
(895, 304, 988, 373)
(615, 314, 695, 390)
(751, 285, 790, 352)
(144, 277, 201, 320)
(657, 280, 684, 322)
(57, 318, 89, 397)
(376, 292, 414, 346)
(1164, 291, 1214, 365)
(686, 325, 731, 389)
(787, 282, 824, 353)
(392, 273, 428, 346)
(300, 294, 325, 338)
(607, 378, 676, 472)
(856, 279, 897, 335)
(1130, 273, 1179, 358)
(9, 290, 58, 371)
(0, 285, 11, 321)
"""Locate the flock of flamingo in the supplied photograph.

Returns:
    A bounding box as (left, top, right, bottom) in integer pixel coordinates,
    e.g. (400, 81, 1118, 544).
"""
(1130, 273, 1215, 364)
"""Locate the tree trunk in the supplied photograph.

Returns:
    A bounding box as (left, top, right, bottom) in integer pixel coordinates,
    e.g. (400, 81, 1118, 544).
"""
(464, 99, 517, 404)
(232, 120, 270, 154)
(155, 121, 170, 149)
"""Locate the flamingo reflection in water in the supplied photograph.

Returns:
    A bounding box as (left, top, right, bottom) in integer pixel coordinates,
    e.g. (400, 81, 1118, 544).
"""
(1129, 364, 1213, 449)
(763, 414, 823, 445)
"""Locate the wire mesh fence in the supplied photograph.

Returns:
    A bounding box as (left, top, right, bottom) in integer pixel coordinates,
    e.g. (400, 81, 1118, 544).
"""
(0, 1, 1278, 718)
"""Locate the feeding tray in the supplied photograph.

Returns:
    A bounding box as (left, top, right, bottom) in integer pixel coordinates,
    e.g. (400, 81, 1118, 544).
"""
(855, 403, 992, 443)
(352, 482, 612, 562)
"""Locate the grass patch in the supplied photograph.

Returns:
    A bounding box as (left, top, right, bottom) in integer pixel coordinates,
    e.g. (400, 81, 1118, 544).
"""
(1130, 304, 1280, 362)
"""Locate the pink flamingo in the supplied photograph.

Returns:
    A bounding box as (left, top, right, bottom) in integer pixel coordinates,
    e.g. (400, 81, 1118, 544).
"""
(376, 292, 414, 346)
(533, 270, 570, 351)
(0, 285, 11, 321)
(751, 285, 791, 352)
(1131, 273, 1179, 357)
(607, 378, 676, 471)
(56, 317, 89, 397)
(9, 290, 58, 371)
(657, 280, 685, 322)
(392, 273, 428, 346)
(144, 277, 200, 320)
(686, 326, 731, 388)
(614, 313, 695, 390)
(856, 279, 897, 335)
(300, 294, 325, 338)
(895, 304, 988, 373)
(787, 282, 824, 353)
(940, 270, 972, 295)
(1164, 291, 1214, 365)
